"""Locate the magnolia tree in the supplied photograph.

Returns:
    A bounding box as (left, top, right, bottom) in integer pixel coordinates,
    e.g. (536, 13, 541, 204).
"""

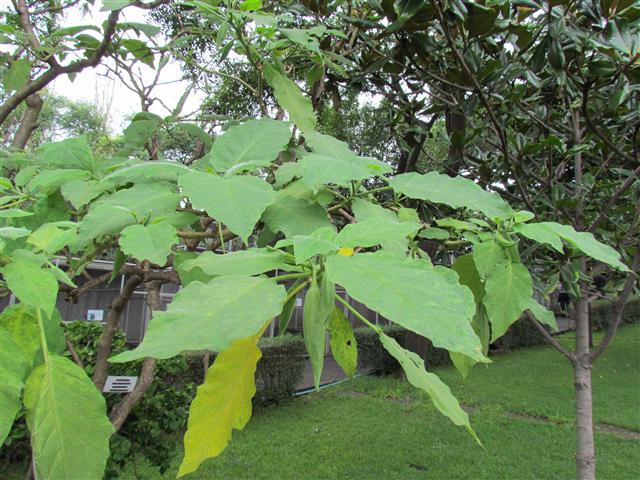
(0, 1, 637, 480)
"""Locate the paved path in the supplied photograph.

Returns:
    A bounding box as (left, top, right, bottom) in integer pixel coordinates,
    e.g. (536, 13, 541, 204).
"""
(296, 357, 367, 391)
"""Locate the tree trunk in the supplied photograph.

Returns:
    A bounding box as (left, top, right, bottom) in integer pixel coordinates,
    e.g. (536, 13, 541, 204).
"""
(93, 274, 141, 390)
(109, 280, 162, 431)
(574, 297, 596, 480)
(11, 93, 43, 149)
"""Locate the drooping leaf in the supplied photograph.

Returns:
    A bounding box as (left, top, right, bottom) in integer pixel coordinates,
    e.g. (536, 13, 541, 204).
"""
(180, 248, 297, 277)
(389, 172, 513, 220)
(328, 308, 357, 378)
(513, 222, 564, 253)
(483, 262, 533, 341)
(335, 218, 422, 248)
(203, 119, 291, 174)
(537, 222, 629, 271)
(0, 326, 29, 444)
(452, 254, 485, 303)
(379, 332, 478, 440)
(326, 252, 485, 361)
(24, 354, 113, 480)
(263, 63, 316, 133)
(526, 298, 558, 331)
(178, 328, 265, 477)
(180, 171, 275, 244)
(119, 223, 178, 265)
(111, 276, 285, 362)
(303, 278, 329, 389)
(1, 254, 58, 317)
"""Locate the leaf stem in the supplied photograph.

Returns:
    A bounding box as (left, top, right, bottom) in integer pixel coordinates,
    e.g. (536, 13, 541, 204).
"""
(272, 272, 310, 283)
(334, 294, 381, 333)
(36, 308, 50, 364)
(284, 279, 310, 305)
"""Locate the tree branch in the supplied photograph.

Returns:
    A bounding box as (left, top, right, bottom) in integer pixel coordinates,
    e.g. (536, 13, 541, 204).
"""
(525, 311, 575, 364)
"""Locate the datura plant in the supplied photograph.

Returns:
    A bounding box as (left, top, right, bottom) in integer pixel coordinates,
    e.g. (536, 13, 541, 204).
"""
(0, 80, 628, 480)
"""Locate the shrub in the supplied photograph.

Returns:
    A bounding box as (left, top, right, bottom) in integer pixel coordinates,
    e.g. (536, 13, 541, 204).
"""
(255, 334, 306, 404)
(591, 297, 640, 331)
(354, 325, 406, 374)
(497, 318, 547, 350)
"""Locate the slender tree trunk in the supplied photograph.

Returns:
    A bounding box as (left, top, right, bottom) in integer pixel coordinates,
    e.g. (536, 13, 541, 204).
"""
(11, 93, 43, 149)
(93, 274, 142, 390)
(109, 280, 162, 431)
(574, 297, 596, 480)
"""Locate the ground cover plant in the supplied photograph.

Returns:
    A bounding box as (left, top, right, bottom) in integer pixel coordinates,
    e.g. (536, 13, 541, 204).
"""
(1, 1, 638, 479)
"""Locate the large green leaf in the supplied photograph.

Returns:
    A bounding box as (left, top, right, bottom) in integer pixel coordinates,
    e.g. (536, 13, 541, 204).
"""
(472, 239, 508, 279)
(483, 262, 533, 341)
(526, 298, 558, 331)
(204, 119, 291, 174)
(28, 222, 78, 253)
(0, 326, 29, 444)
(180, 171, 275, 244)
(303, 278, 330, 389)
(379, 332, 477, 438)
(0, 305, 65, 364)
(452, 254, 485, 303)
(326, 252, 485, 361)
(179, 248, 297, 276)
(389, 172, 513, 220)
(3, 58, 30, 91)
(513, 222, 564, 253)
(61, 180, 113, 209)
(24, 354, 113, 480)
(179, 330, 264, 477)
(335, 218, 422, 248)
(119, 223, 178, 265)
(262, 191, 332, 238)
(26, 169, 91, 195)
(111, 276, 285, 362)
(328, 308, 357, 378)
(351, 198, 406, 254)
(287, 227, 337, 263)
(76, 183, 180, 246)
(1, 254, 58, 317)
(538, 222, 629, 271)
(104, 162, 191, 184)
(174, 251, 213, 286)
(37, 138, 94, 172)
(264, 64, 316, 133)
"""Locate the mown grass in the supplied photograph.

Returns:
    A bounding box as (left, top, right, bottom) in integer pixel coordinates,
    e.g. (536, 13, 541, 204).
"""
(122, 325, 640, 479)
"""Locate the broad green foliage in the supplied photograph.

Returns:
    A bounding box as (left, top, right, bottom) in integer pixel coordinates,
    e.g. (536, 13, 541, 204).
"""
(1, 253, 58, 316)
(303, 277, 331, 389)
(328, 308, 357, 378)
(203, 119, 291, 173)
(180, 248, 297, 276)
(28, 222, 78, 254)
(178, 329, 264, 477)
(526, 298, 558, 332)
(389, 172, 513, 220)
(513, 222, 564, 253)
(263, 63, 316, 133)
(262, 191, 333, 237)
(103, 161, 191, 184)
(378, 332, 477, 440)
(326, 252, 485, 361)
(36, 137, 94, 172)
(119, 223, 178, 265)
(0, 327, 29, 444)
(111, 276, 286, 362)
(24, 354, 113, 480)
(180, 171, 275, 243)
(483, 261, 533, 341)
(335, 218, 422, 248)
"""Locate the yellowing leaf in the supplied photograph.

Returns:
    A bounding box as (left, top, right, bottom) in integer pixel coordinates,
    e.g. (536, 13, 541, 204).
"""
(178, 328, 265, 477)
(337, 247, 354, 256)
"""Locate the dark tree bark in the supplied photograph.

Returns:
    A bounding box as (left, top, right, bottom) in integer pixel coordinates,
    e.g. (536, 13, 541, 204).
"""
(11, 93, 43, 149)
(93, 274, 142, 390)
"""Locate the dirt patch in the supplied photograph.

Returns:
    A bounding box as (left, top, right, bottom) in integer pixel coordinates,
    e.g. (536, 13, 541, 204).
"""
(505, 411, 640, 440)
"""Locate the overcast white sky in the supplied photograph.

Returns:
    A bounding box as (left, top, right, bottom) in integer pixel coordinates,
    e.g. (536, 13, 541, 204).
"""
(37, 1, 205, 133)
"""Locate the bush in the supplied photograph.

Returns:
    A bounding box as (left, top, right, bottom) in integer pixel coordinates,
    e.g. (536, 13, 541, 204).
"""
(255, 334, 306, 404)
(591, 297, 640, 331)
(497, 318, 547, 350)
(354, 325, 406, 374)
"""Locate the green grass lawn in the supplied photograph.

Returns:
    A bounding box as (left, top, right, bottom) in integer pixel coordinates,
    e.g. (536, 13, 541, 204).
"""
(121, 325, 640, 480)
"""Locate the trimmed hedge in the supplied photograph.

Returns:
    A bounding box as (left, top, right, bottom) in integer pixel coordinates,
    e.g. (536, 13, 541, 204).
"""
(353, 325, 452, 374)
(497, 318, 546, 350)
(255, 334, 306, 403)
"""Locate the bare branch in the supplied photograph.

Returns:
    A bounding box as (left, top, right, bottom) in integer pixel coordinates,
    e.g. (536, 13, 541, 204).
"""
(525, 311, 575, 364)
